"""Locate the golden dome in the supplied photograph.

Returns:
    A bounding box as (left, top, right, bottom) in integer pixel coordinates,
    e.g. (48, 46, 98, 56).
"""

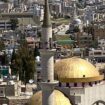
(54, 57, 104, 82)
(28, 90, 72, 105)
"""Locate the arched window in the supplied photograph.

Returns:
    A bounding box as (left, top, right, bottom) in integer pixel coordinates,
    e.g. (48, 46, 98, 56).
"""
(92, 100, 105, 105)
(74, 83, 77, 87)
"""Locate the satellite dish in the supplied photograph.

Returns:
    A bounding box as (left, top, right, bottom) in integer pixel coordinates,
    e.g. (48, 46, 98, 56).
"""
(4, 76, 7, 78)
(29, 79, 34, 84)
(9, 80, 15, 85)
(12, 75, 16, 79)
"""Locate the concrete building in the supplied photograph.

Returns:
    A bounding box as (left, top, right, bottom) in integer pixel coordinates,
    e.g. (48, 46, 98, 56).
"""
(93, 21, 105, 40)
(74, 32, 93, 48)
(27, 3, 44, 21)
(98, 39, 105, 48)
(84, 6, 96, 24)
(0, 20, 11, 30)
(0, 2, 12, 13)
(49, 0, 62, 17)
(89, 48, 105, 63)
(13, 0, 22, 7)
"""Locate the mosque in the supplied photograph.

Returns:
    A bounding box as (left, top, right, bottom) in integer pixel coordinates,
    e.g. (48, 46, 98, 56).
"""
(28, 0, 105, 105)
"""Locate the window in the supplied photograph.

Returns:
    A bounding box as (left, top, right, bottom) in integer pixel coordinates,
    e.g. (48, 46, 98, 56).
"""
(0, 90, 3, 94)
(66, 83, 70, 87)
(89, 82, 92, 86)
(59, 82, 61, 87)
(82, 83, 85, 87)
(74, 83, 77, 87)
(94, 52, 101, 55)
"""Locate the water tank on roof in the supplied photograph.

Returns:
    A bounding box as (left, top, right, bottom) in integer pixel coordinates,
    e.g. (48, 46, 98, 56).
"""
(8, 80, 15, 85)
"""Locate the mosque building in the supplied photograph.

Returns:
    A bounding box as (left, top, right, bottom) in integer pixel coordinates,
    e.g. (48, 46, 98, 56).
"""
(28, 0, 105, 105)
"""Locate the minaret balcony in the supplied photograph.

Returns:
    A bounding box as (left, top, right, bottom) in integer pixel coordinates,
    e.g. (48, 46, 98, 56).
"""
(40, 49, 56, 55)
(40, 80, 59, 91)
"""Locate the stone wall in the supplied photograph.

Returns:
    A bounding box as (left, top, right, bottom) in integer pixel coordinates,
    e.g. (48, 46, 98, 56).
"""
(9, 99, 29, 105)
(81, 83, 105, 105)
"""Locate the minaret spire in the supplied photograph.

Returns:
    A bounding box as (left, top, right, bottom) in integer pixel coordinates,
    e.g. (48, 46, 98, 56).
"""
(42, 0, 51, 27)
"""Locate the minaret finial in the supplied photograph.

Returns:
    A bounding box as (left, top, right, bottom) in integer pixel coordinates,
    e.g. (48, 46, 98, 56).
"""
(42, 0, 51, 27)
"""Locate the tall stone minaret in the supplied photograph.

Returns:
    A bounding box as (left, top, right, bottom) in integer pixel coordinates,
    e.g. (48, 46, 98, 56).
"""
(73, 0, 77, 20)
(40, 0, 58, 105)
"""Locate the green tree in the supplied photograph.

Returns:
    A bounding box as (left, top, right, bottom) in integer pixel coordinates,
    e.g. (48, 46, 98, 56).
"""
(10, 49, 20, 75)
(20, 42, 35, 84)
(11, 49, 16, 63)
(83, 25, 94, 40)
(0, 41, 5, 51)
(11, 42, 36, 84)
(73, 26, 80, 33)
(83, 25, 94, 34)
(10, 18, 18, 30)
(2, 52, 8, 65)
(34, 45, 40, 58)
(91, 40, 98, 48)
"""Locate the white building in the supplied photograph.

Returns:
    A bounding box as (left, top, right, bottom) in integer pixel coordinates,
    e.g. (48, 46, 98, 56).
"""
(98, 39, 105, 48)
(84, 6, 96, 24)
(27, 3, 44, 21)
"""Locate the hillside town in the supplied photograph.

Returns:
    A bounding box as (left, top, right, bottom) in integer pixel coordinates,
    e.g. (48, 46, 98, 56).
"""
(0, 0, 105, 105)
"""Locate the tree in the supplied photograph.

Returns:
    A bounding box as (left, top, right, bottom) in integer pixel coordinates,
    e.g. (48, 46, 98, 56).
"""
(0, 41, 5, 51)
(20, 42, 35, 84)
(0, 41, 7, 65)
(73, 26, 80, 33)
(91, 40, 98, 48)
(1, 52, 8, 65)
(83, 25, 95, 40)
(10, 42, 36, 84)
(34, 45, 40, 58)
(11, 49, 16, 63)
(10, 18, 18, 30)
(10, 49, 20, 75)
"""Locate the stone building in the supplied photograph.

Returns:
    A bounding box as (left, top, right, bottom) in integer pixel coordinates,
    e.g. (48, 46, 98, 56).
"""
(74, 32, 93, 48)
(93, 22, 105, 40)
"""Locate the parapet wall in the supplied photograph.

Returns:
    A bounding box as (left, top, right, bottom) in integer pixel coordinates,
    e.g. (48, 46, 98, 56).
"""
(9, 99, 29, 105)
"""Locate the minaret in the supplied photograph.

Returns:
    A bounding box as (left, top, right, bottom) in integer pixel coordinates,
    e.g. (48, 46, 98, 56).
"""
(41, 0, 53, 82)
(73, 0, 77, 20)
(39, 0, 58, 105)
